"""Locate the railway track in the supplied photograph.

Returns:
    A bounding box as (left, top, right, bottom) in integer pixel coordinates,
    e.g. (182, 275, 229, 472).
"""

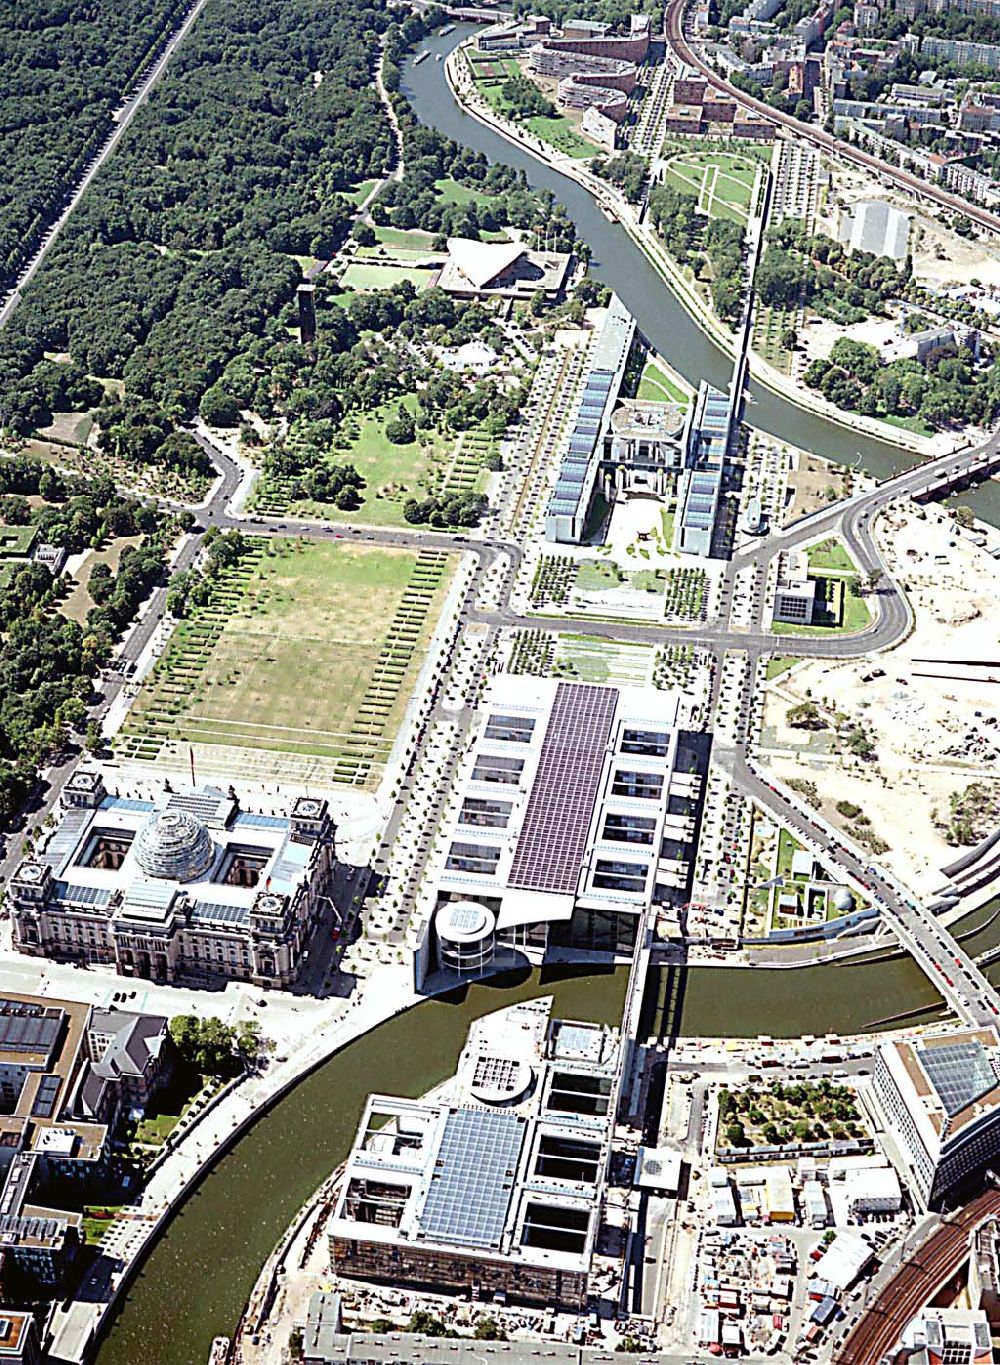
(834, 1186, 1000, 1365)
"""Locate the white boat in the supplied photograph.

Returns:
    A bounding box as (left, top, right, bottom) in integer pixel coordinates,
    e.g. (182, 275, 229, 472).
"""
(436, 52, 442, 61)
(414, 50, 429, 65)
(440, 23, 455, 34)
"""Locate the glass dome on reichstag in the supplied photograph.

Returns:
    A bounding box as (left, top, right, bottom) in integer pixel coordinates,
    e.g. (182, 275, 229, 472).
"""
(133, 809, 214, 882)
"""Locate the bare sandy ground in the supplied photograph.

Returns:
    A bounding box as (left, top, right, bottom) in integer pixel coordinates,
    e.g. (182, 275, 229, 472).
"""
(761, 502, 1000, 895)
(819, 160, 1000, 291)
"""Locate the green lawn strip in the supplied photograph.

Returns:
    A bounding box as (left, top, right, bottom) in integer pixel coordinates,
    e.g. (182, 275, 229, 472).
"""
(339, 262, 436, 291)
(342, 178, 379, 206)
(373, 225, 436, 249)
(575, 558, 622, 591)
(434, 176, 499, 207)
(805, 537, 856, 574)
(765, 655, 801, 680)
(776, 825, 806, 880)
(637, 359, 689, 406)
(83, 1205, 125, 1246)
(523, 113, 597, 157)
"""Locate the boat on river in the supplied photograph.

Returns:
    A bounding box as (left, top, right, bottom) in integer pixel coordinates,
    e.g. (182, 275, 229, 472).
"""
(414, 50, 430, 65)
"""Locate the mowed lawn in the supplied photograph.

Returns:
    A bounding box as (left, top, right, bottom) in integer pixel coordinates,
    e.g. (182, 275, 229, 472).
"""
(637, 358, 690, 406)
(661, 151, 757, 225)
(339, 261, 437, 291)
(290, 398, 448, 529)
(128, 541, 452, 760)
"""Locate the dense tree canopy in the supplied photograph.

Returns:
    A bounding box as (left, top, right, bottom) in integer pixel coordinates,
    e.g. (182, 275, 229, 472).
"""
(0, 0, 190, 287)
(0, 0, 396, 467)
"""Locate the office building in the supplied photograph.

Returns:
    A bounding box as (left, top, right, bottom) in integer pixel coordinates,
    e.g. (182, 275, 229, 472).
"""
(329, 1000, 620, 1311)
(772, 551, 818, 625)
(675, 382, 731, 558)
(417, 675, 701, 978)
(546, 295, 636, 544)
(872, 1026, 1000, 1209)
(900, 1309, 994, 1365)
(10, 773, 335, 989)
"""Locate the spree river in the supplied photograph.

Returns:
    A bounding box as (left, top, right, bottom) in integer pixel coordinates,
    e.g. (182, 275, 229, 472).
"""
(402, 26, 1000, 524)
(95, 37, 1000, 1364)
(96, 902, 1000, 1363)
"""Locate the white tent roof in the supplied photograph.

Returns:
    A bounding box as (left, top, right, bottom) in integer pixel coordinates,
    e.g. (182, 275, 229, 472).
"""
(446, 236, 525, 289)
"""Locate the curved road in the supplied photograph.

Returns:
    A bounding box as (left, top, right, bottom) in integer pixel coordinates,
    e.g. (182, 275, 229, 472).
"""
(664, 0, 1000, 237)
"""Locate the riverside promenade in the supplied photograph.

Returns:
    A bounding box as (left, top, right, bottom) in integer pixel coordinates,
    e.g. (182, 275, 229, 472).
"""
(48, 960, 418, 1365)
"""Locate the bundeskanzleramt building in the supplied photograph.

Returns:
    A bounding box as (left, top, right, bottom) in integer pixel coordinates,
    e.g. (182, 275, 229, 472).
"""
(9, 772, 335, 988)
(329, 1000, 620, 1311)
(872, 1027, 1000, 1209)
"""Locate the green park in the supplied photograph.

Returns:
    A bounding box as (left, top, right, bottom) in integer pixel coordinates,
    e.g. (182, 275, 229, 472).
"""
(116, 538, 455, 788)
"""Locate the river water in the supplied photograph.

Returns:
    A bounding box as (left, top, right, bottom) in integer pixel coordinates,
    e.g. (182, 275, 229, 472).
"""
(94, 37, 1000, 1363)
(402, 26, 1000, 524)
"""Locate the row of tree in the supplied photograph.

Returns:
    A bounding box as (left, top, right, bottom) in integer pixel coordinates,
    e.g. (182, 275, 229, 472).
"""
(0, 0, 190, 287)
(647, 182, 746, 323)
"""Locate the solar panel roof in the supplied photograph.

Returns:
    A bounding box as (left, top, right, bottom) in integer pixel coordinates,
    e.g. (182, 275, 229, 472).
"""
(30, 1074, 61, 1119)
(190, 900, 250, 926)
(508, 683, 618, 894)
(51, 881, 112, 909)
(0, 1013, 61, 1057)
(417, 1108, 525, 1249)
(920, 1040, 999, 1116)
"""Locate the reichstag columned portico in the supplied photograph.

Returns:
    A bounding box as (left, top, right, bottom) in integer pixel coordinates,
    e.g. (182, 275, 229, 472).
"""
(8, 771, 336, 989)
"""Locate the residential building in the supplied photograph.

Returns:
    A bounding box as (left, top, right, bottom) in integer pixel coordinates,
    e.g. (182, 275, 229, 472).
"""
(922, 35, 1000, 71)
(10, 774, 336, 989)
(329, 1000, 620, 1311)
(417, 675, 701, 978)
(871, 1026, 1000, 1209)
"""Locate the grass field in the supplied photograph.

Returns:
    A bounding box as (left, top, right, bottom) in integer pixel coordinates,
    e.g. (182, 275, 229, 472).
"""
(473, 69, 597, 159)
(342, 178, 379, 206)
(373, 225, 437, 249)
(253, 395, 496, 528)
(116, 540, 454, 788)
(660, 150, 757, 225)
(637, 357, 690, 406)
(806, 537, 856, 574)
(435, 176, 499, 207)
(554, 635, 654, 685)
(339, 261, 437, 292)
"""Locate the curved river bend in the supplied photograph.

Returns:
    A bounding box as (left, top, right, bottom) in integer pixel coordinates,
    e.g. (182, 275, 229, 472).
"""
(403, 26, 1000, 523)
(96, 36, 1000, 1364)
